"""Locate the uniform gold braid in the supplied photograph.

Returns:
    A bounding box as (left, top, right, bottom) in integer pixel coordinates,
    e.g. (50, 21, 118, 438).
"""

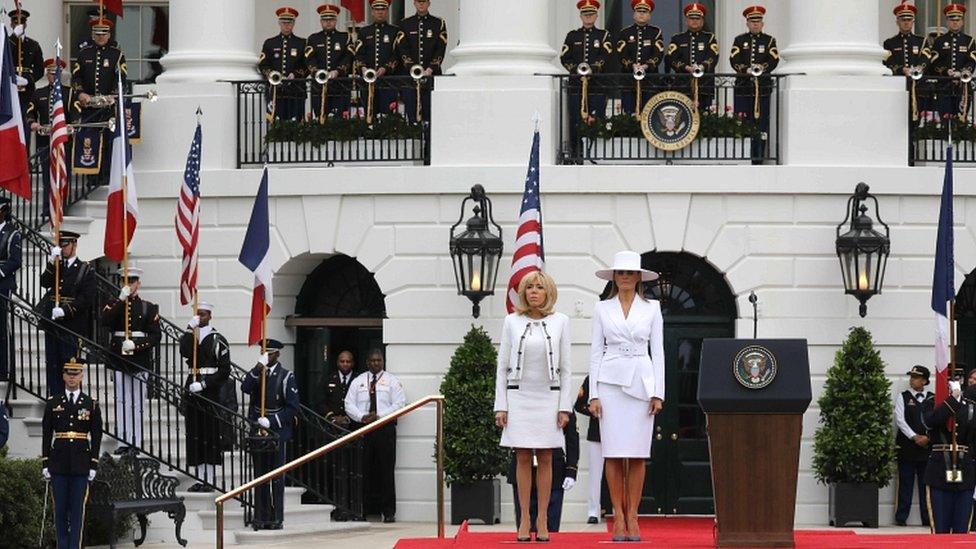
(925, 486, 935, 534)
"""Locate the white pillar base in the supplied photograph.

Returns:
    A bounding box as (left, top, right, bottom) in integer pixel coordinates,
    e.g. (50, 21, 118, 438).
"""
(449, 45, 564, 76)
(778, 44, 888, 76)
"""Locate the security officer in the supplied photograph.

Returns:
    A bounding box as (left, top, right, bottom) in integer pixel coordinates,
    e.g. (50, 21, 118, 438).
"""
(922, 374, 976, 534)
(399, 0, 447, 124)
(325, 350, 359, 427)
(242, 339, 300, 530)
(561, 0, 612, 131)
(100, 267, 161, 454)
(38, 231, 96, 397)
(508, 412, 579, 533)
(894, 365, 934, 527)
(28, 58, 75, 217)
(923, 4, 976, 120)
(259, 7, 308, 122)
(354, 0, 404, 120)
(730, 5, 778, 165)
(181, 302, 231, 492)
(0, 198, 22, 382)
(7, 9, 44, 144)
(666, 2, 719, 110)
(41, 358, 102, 549)
(306, 4, 353, 122)
(617, 0, 664, 115)
(345, 348, 405, 522)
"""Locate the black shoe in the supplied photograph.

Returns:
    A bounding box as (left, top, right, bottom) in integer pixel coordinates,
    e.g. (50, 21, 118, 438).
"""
(270, 522, 283, 530)
(187, 483, 204, 493)
(383, 514, 396, 523)
(113, 446, 131, 455)
(894, 520, 907, 526)
(198, 484, 215, 493)
(587, 516, 599, 524)
(350, 515, 367, 522)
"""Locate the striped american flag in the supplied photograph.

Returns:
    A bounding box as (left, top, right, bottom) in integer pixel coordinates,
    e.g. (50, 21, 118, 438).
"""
(176, 122, 202, 305)
(48, 56, 68, 228)
(506, 130, 544, 313)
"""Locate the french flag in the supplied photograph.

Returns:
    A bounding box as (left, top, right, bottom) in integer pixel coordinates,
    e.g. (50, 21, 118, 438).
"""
(103, 70, 138, 261)
(932, 145, 955, 412)
(0, 26, 30, 199)
(238, 168, 272, 346)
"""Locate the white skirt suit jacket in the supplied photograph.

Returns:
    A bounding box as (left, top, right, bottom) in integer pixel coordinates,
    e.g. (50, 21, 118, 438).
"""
(588, 296, 665, 458)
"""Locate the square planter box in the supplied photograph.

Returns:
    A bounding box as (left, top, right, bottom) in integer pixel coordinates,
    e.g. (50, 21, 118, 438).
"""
(266, 138, 422, 164)
(450, 479, 501, 526)
(828, 482, 878, 528)
(580, 137, 752, 164)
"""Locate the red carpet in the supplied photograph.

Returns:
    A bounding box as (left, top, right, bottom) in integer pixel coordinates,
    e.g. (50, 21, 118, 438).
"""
(394, 517, 976, 548)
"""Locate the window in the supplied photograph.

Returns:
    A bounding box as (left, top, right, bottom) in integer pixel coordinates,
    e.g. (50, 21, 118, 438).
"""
(67, 2, 168, 84)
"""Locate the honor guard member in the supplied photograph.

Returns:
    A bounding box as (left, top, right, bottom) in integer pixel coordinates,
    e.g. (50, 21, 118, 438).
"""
(617, 0, 664, 115)
(7, 9, 45, 143)
(561, 0, 612, 132)
(0, 198, 22, 382)
(39, 231, 96, 397)
(399, 0, 447, 124)
(921, 374, 976, 533)
(354, 1, 404, 118)
(75, 8, 117, 51)
(666, 3, 719, 110)
(305, 4, 353, 122)
(259, 7, 308, 122)
(345, 348, 405, 522)
(885, 3, 927, 77)
(41, 359, 102, 549)
(28, 58, 75, 217)
(894, 365, 934, 527)
(242, 339, 300, 530)
(923, 4, 976, 119)
(729, 6, 778, 165)
(181, 302, 231, 492)
(101, 267, 161, 454)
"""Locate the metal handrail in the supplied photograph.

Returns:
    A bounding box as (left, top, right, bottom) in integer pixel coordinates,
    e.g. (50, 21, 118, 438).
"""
(214, 394, 446, 547)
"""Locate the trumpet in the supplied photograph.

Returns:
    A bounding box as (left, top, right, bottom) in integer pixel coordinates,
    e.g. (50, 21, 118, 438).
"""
(410, 64, 426, 81)
(314, 69, 331, 85)
(748, 64, 764, 77)
(691, 64, 705, 78)
(960, 68, 973, 83)
(85, 89, 159, 108)
(35, 118, 117, 136)
(362, 67, 378, 83)
(577, 62, 592, 77)
(633, 65, 646, 81)
(268, 70, 285, 86)
(909, 65, 925, 81)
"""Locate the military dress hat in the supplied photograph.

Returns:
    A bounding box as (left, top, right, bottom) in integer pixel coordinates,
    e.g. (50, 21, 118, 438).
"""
(57, 230, 81, 244)
(684, 2, 707, 18)
(265, 339, 285, 352)
(63, 358, 85, 373)
(907, 365, 930, 384)
(317, 4, 341, 19)
(118, 267, 144, 280)
(8, 9, 29, 22)
(370, 0, 391, 9)
(44, 58, 68, 72)
(577, 0, 600, 14)
(893, 3, 917, 20)
(197, 301, 215, 312)
(596, 250, 659, 282)
(743, 5, 765, 21)
(276, 7, 299, 21)
(90, 17, 114, 35)
(945, 3, 967, 19)
(631, 0, 654, 13)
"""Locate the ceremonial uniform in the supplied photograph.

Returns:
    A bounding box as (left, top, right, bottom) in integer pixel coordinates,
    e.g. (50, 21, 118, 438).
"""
(617, 0, 664, 114)
(259, 7, 308, 122)
(0, 203, 23, 380)
(28, 59, 75, 216)
(885, 34, 926, 76)
(305, 5, 354, 122)
(508, 413, 580, 533)
(399, 9, 447, 123)
(922, 387, 976, 534)
(325, 367, 357, 424)
(8, 10, 44, 144)
(574, 375, 604, 522)
(354, 2, 403, 119)
(242, 340, 300, 530)
(666, 3, 719, 109)
(729, 6, 779, 164)
(923, 4, 976, 118)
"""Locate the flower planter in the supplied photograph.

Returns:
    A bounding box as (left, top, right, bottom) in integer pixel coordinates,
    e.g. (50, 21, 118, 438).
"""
(828, 482, 878, 528)
(580, 137, 752, 164)
(450, 479, 501, 526)
(265, 138, 422, 164)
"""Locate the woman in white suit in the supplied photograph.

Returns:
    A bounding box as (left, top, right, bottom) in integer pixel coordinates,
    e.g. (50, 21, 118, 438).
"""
(494, 271, 573, 542)
(588, 251, 665, 542)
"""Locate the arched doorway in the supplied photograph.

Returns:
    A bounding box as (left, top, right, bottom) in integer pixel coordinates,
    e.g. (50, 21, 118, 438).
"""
(601, 251, 737, 515)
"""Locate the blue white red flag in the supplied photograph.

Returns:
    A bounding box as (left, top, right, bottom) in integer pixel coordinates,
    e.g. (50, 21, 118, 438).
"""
(238, 168, 273, 346)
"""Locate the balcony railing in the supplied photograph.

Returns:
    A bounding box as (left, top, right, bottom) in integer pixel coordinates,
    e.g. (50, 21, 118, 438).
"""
(556, 73, 782, 165)
(234, 76, 431, 167)
(908, 75, 976, 165)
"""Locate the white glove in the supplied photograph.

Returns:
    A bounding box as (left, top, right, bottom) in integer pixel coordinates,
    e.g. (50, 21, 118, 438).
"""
(88, 470, 96, 482)
(121, 339, 136, 353)
(51, 307, 65, 320)
(42, 468, 50, 480)
(562, 477, 576, 491)
(187, 315, 200, 329)
(49, 246, 62, 262)
(118, 285, 131, 300)
(258, 353, 269, 366)
(950, 380, 962, 399)
(188, 381, 204, 394)
(257, 417, 271, 429)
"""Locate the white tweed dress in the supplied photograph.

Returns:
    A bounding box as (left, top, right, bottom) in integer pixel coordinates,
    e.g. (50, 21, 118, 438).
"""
(499, 321, 564, 450)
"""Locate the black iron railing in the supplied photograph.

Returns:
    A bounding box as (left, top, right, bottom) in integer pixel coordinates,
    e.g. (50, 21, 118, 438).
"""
(557, 73, 782, 165)
(907, 75, 976, 164)
(234, 76, 432, 167)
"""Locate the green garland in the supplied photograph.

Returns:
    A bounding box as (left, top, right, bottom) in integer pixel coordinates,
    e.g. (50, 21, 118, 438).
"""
(913, 119, 976, 142)
(265, 114, 423, 145)
(579, 112, 761, 140)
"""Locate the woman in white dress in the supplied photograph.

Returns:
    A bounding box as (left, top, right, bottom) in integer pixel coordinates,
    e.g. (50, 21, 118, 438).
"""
(493, 271, 573, 542)
(588, 251, 665, 542)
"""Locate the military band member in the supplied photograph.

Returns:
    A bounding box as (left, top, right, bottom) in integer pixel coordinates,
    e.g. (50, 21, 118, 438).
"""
(617, 0, 664, 115)
(894, 365, 933, 527)
(885, 3, 926, 77)
(75, 8, 117, 52)
(399, 0, 447, 124)
(354, 0, 404, 118)
(181, 302, 231, 492)
(41, 359, 102, 549)
(259, 7, 308, 122)
(923, 4, 976, 119)
(28, 59, 75, 217)
(243, 339, 300, 530)
(561, 0, 612, 127)
(101, 267, 161, 454)
(38, 231, 96, 397)
(666, 3, 719, 110)
(0, 198, 22, 381)
(7, 9, 44, 144)
(730, 5, 778, 165)
(922, 376, 976, 534)
(306, 4, 354, 122)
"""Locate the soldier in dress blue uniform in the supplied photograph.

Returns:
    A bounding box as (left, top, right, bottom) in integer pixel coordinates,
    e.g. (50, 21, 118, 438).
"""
(41, 359, 102, 549)
(75, 8, 117, 52)
(922, 374, 976, 534)
(666, 3, 719, 110)
(730, 6, 778, 165)
(242, 339, 300, 530)
(399, 0, 447, 124)
(562, 0, 612, 131)
(893, 365, 933, 527)
(38, 231, 96, 397)
(259, 7, 308, 122)
(923, 4, 976, 120)
(7, 9, 44, 144)
(354, 0, 404, 119)
(28, 59, 76, 218)
(0, 198, 22, 381)
(306, 4, 354, 122)
(617, 0, 663, 115)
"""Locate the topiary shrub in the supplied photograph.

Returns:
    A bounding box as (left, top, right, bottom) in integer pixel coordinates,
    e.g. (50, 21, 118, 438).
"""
(813, 326, 896, 487)
(0, 447, 55, 548)
(439, 325, 509, 486)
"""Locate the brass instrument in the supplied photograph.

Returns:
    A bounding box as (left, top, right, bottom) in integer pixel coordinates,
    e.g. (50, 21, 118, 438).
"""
(35, 118, 116, 136)
(314, 69, 331, 124)
(909, 66, 924, 121)
(748, 64, 764, 78)
(748, 64, 764, 119)
(362, 68, 378, 124)
(267, 70, 284, 87)
(959, 69, 973, 123)
(577, 63, 593, 121)
(959, 68, 973, 84)
(633, 65, 645, 118)
(410, 64, 426, 122)
(690, 64, 705, 105)
(410, 64, 426, 80)
(577, 62, 592, 77)
(314, 69, 331, 85)
(632, 65, 646, 81)
(909, 65, 925, 81)
(85, 89, 159, 108)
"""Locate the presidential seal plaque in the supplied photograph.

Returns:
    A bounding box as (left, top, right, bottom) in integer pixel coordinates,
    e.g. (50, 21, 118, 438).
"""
(639, 91, 700, 151)
(732, 344, 777, 389)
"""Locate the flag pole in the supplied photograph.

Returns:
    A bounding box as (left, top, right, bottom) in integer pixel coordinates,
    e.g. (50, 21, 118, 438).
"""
(191, 107, 202, 381)
(119, 68, 131, 344)
(52, 39, 63, 308)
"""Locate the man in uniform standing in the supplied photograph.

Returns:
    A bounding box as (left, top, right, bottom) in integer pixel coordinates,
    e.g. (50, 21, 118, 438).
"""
(617, 0, 663, 115)
(399, 0, 447, 124)
(306, 4, 353, 122)
(923, 4, 976, 120)
(885, 3, 926, 77)
(101, 267, 161, 454)
(259, 7, 308, 122)
(666, 3, 719, 110)
(41, 358, 102, 549)
(354, 0, 404, 119)
(561, 0, 612, 137)
(28, 58, 75, 218)
(7, 8, 44, 144)
(181, 302, 231, 492)
(730, 5, 778, 165)
(38, 231, 96, 397)
(242, 339, 300, 530)
(345, 348, 405, 522)
(893, 365, 933, 527)
(0, 198, 22, 382)
(324, 349, 360, 521)
(922, 376, 976, 533)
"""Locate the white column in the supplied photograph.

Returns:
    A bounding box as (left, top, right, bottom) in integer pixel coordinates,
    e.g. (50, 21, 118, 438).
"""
(448, 0, 561, 75)
(157, 0, 257, 83)
(779, 0, 886, 75)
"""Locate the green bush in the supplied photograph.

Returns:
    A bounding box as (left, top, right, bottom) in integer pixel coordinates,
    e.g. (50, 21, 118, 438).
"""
(578, 111, 761, 140)
(265, 113, 423, 144)
(439, 325, 509, 486)
(812, 327, 896, 487)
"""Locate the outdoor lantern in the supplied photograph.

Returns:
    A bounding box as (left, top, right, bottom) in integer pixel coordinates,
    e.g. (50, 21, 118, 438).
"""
(449, 184, 504, 318)
(835, 183, 891, 318)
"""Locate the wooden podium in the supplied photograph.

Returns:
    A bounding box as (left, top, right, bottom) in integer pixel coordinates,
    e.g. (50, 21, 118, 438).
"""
(698, 339, 811, 547)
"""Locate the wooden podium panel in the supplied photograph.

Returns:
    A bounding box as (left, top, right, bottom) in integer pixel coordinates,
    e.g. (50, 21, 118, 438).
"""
(707, 413, 802, 547)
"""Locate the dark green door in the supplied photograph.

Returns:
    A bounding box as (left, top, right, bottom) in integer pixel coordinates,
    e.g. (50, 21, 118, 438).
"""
(296, 326, 383, 414)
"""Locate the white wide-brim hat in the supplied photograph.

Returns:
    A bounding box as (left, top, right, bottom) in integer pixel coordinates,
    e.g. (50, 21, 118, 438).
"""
(595, 250, 659, 282)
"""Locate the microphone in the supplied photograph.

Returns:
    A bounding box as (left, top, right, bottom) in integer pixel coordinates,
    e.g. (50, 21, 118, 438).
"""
(748, 291, 758, 339)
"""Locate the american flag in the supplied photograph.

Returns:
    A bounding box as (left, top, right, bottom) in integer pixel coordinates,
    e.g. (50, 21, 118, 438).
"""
(48, 54, 69, 229)
(176, 122, 202, 305)
(506, 130, 544, 313)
